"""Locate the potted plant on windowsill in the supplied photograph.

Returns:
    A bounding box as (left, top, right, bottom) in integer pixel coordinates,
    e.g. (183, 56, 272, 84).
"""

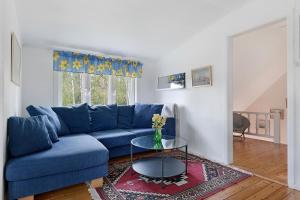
(152, 114, 167, 145)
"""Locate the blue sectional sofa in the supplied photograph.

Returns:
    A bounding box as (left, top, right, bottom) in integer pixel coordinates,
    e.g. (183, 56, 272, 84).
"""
(5, 103, 175, 200)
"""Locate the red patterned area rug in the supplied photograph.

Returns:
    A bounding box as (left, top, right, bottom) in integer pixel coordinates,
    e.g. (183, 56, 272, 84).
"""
(95, 152, 251, 200)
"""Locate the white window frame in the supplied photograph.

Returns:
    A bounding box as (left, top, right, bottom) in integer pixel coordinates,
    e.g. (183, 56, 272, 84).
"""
(53, 72, 137, 106)
(53, 71, 62, 106)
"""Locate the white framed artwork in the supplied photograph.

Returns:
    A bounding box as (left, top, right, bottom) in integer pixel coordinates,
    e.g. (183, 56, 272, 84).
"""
(191, 65, 212, 87)
(11, 33, 22, 86)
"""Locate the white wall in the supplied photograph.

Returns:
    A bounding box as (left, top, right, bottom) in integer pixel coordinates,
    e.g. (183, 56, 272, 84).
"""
(22, 46, 54, 115)
(0, 0, 22, 198)
(294, 63, 300, 189)
(153, 0, 299, 188)
(136, 59, 158, 104)
(233, 22, 287, 111)
(21, 46, 157, 116)
(0, 0, 4, 197)
(293, 0, 300, 191)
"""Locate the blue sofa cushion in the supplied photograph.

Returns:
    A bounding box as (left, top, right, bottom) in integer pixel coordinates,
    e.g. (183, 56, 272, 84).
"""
(89, 129, 135, 148)
(52, 103, 90, 134)
(89, 104, 117, 131)
(117, 105, 134, 129)
(133, 104, 163, 128)
(6, 134, 108, 181)
(7, 116, 53, 157)
(26, 105, 70, 136)
(44, 117, 59, 143)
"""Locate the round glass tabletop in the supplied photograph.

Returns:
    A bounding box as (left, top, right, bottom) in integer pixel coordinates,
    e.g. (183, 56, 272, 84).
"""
(131, 135, 187, 150)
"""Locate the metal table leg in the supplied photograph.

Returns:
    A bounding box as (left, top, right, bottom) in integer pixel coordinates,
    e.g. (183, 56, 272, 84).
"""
(161, 156, 165, 188)
(185, 145, 188, 175)
(131, 143, 134, 175)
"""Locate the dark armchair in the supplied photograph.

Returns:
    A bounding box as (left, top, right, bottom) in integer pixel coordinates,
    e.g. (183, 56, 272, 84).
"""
(233, 113, 250, 138)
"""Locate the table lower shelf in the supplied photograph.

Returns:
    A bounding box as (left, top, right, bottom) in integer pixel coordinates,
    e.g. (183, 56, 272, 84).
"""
(132, 157, 186, 178)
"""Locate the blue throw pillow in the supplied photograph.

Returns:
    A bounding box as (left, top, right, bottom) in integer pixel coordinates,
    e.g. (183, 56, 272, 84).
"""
(44, 116, 59, 143)
(8, 116, 53, 157)
(26, 105, 70, 136)
(117, 105, 134, 129)
(133, 104, 164, 128)
(89, 104, 118, 131)
(52, 103, 90, 134)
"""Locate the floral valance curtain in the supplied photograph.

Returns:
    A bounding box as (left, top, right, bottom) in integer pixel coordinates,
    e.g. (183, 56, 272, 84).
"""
(53, 50, 143, 78)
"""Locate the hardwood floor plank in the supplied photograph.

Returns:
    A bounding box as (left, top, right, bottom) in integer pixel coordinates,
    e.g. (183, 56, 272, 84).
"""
(224, 180, 271, 200)
(283, 190, 300, 200)
(244, 182, 282, 200)
(232, 137, 287, 184)
(35, 184, 91, 200)
(207, 176, 261, 200)
(265, 186, 293, 200)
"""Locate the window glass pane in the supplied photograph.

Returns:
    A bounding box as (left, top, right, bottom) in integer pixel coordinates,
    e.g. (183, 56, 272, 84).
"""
(62, 72, 82, 106)
(115, 76, 128, 105)
(90, 74, 108, 105)
(115, 76, 131, 105)
(61, 73, 135, 106)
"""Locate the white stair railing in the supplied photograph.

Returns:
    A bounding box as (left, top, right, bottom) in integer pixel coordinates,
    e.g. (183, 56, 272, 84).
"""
(233, 111, 281, 143)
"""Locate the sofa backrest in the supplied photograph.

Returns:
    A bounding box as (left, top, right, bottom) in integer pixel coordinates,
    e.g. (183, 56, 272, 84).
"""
(117, 105, 135, 129)
(27, 103, 176, 136)
(88, 104, 118, 132)
(52, 103, 90, 135)
(132, 103, 164, 128)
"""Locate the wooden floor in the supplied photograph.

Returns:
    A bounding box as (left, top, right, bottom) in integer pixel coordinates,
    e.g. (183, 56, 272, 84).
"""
(35, 184, 92, 200)
(35, 139, 300, 200)
(207, 176, 300, 200)
(35, 176, 300, 200)
(232, 137, 287, 184)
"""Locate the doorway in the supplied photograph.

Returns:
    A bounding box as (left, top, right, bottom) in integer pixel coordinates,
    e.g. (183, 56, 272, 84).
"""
(230, 20, 288, 185)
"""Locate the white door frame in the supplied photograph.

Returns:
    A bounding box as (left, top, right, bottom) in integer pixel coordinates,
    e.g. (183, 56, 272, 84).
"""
(226, 18, 296, 189)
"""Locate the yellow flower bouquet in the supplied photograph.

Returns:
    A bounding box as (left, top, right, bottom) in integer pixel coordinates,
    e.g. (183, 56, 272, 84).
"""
(152, 114, 167, 144)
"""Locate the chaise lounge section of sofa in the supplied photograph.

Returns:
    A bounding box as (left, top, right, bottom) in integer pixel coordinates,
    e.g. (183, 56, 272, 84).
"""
(6, 134, 108, 200)
(5, 103, 176, 200)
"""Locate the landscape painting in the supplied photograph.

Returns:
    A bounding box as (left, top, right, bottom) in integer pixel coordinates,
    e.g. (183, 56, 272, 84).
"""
(192, 66, 212, 87)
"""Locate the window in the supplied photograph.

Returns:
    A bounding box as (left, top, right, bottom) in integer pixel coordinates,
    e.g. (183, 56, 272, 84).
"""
(62, 72, 82, 106)
(114, 76, 135, 105)
(60, 72, 135, 106)
(90, 74, 109, 105)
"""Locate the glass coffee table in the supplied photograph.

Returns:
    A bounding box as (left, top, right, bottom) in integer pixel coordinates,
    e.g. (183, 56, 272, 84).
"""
(130, 135, 188, 188)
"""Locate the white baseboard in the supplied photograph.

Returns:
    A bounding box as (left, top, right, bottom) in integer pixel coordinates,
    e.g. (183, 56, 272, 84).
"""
(293, 183, 300, 191)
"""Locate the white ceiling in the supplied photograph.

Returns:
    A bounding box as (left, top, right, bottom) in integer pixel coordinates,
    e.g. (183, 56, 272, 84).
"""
(15, 0, 253, 60)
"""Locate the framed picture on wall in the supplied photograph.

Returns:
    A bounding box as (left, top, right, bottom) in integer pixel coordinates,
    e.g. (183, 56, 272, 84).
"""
(191, 65, 212, 87)
(157, 73, 185, 90)
(11, 33, 22, 86)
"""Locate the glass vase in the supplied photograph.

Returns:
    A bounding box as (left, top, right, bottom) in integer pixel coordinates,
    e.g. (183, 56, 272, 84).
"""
(154, 128, 162, 145)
